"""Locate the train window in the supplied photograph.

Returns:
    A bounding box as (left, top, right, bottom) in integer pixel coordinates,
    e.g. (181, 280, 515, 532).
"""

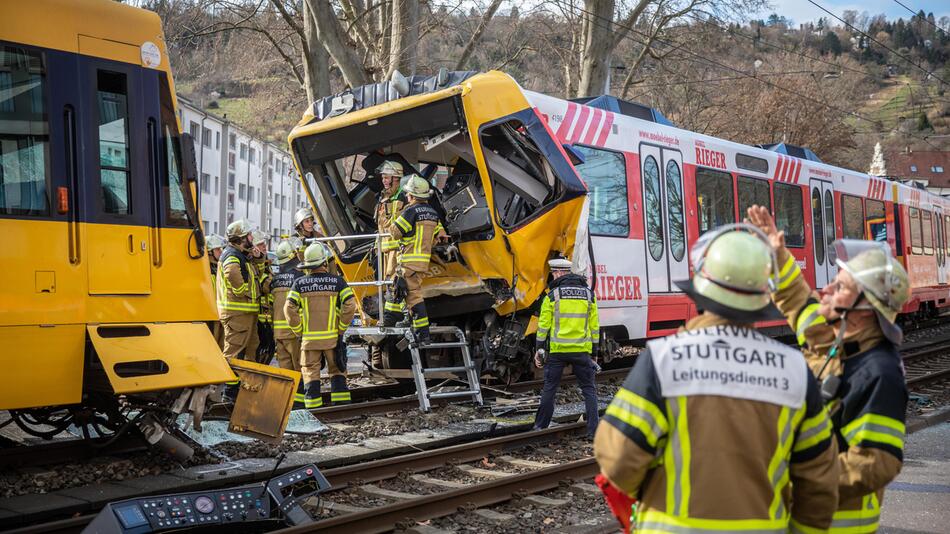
(823, 189, 835, 252)
(695, 167, 734, 235)
(643, 156, 663, 261)
(841, 194, 865, 240)
(0, 45, 49, 216)
(737, 176, 771, 216)
(909, 208, 922, 255)
(936, 212, 945, 266)
(666, 160, 685, 261)
(735, 153, 769, 174)
(811, 188, 825, 264)
(774, 183, 805, 247)
(865, 199, 886, 242)
(922, 210, 934, 255)
(159, 73, 190, 227)
(573, 145, 628, 237)
(945, 215, 950, 257)
(97, 70, 132, 215)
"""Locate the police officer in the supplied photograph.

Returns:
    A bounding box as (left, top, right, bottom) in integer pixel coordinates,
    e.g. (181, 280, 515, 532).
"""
(747, 205, 909, 533)
(217, 220, 259, 361)
(205, 234, 227, 349)
(285, 243, 356, 408)
(389, 175, 446, 343)
(271, 239, 305, 408)
(594, 226, 838, 534)
(532, 258, 600, 438)
(376, 161, 407, 329)
(249, 230, 273, 364)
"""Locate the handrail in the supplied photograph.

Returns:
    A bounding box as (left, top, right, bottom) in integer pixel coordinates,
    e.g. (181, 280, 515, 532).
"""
(306, 232, 393, 322)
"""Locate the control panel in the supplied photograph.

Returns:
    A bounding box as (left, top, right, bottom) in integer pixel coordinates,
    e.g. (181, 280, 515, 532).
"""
(266, 465, 332, 525)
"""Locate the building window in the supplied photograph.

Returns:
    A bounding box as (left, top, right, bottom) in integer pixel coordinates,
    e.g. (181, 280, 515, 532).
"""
(0, 45, 49, 216)
(737, 176, 771, 216)
(248, 186, 255, 203)
(238, 183, 246, 200)
(201, 126, 211, 147)
(774, 183, 804, 248)
(269, 153, 274, 165)
(213, 221, 218, 234)
(573, 146, 628, 237)
(228, 152, 235, 170)
(227, 192, 235, 210)
(200, 172, 210, 193)
(239, 143, 247, 160)
(215, 131, 220, 150)
(229, 133, 236, 150)
(910, 165, 918, 172)
(249, 147, 256, 164)
(642, 156, 663, 261)
(866, 199, 886, 241)
(189, 120, 199, 141)
(695, 167, 734, 236)
(841, 194, 865, 240)
(275, 195, 280, 209)
(228, 172, 235, 189)
(933, 166, 944, 173)
(227, 211, 234, 224)
(213, 175, 219, 194)
(282, 196, 287, 209)
(202, 219, 209, 231)
(98, 70, 132, 215)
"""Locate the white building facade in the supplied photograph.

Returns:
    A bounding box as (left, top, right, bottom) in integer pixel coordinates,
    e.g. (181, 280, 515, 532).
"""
(177, 96, 305, 245)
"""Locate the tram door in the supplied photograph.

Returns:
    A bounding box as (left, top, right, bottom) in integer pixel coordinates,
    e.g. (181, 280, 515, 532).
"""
(809, 179, 837, 288)
(935, 208, 948, 284)
(80, 39, 152, 295)
(640, 145, 688, 292)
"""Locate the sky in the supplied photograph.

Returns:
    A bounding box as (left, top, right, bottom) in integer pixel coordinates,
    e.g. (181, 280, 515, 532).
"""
(765, 0, 950, 26)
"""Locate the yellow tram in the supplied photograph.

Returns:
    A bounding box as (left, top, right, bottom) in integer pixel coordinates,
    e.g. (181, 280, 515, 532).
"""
(0, 0, 285, 444)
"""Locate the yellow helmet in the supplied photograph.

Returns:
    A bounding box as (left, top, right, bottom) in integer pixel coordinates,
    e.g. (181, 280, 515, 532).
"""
(404, 174, 432, 198)
(251, 229, 269, 247)
(275, 239, 296, 265)
(833, 239, 909, 343)
(378, 161, 403, 176)
(298, 242, 330, 269)
(226, 219, 252, 238)
(205, 234, 226, 251)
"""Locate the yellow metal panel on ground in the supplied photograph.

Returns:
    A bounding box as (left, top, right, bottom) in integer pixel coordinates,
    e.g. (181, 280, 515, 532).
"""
(0, 325, 85, 410)
(87, 322, 234, 394)
(228, 359, 299, 444)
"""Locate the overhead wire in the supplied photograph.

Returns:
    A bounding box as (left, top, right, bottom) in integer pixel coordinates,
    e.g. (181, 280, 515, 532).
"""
(548, 0, 945, 150)
(890, 0, 947, 36)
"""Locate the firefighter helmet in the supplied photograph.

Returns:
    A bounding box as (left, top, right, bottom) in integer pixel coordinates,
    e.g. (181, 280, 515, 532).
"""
(205, 234, 226, 251)
(251, 229, 269, 247)
(298, 242, 331, 269)
(275, 240, 296, 265)
(674, 224, 780, 321)
(226, 219, 252, 238)
(294, 207, 314, 228)
(378, 161, 403, 176)
(832, 239, 909, 343)
(404, 174, 432, 199)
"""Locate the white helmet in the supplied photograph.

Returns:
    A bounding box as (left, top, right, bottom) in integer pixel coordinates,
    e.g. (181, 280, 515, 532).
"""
(275, 239, 297, 265)
(205, 234, 226, 251)
(378, 161, 403, 176)
(251, 229, 269, 247)
(298, 242, 331, 269)
(833, 239, 909, 343)
(226, 219, 252, 238)
(404, 174, 432, 199)
(294, 207, 314, 228)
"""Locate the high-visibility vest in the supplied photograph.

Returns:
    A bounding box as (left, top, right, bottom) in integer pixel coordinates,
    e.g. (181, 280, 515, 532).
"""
(536, 278, 599, 353)
(216, 247, 259, 313)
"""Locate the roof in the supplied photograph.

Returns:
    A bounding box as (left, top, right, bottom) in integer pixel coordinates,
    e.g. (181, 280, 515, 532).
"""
(884, 150, 950, 186)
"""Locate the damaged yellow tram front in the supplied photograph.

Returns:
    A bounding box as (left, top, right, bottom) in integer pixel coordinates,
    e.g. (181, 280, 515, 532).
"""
(287, 71, 589, 380)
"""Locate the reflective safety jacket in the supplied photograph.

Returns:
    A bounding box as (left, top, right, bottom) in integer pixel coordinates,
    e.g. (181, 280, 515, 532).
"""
(594, 313, 839, 534)
(390, 202, 445, 272)
(252, 258, 273, 323)
(773, 246, 907, 533)
(217, 246, 259, 317)
(536, 274, 599, 354)
(271, 260, 302, 340)
(377, 186, 406, 253)
(285, 270, 356, 350)
(210, 261, 219, 307)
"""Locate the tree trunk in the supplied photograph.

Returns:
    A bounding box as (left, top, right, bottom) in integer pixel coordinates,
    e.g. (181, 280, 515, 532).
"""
(577, 0, 615, 97)
(305, 0, 369, 88)
(301, 0, 330, 103)
(454, 0, 504, 70)
(387, 0, 419, 78)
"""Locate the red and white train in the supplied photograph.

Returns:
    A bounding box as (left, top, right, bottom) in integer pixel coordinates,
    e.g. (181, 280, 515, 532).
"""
(526, 91, 950, 342)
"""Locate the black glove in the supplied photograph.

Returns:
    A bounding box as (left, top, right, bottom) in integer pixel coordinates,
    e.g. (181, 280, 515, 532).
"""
(334, 336, 347, 372)
(393, 275, 408, 302)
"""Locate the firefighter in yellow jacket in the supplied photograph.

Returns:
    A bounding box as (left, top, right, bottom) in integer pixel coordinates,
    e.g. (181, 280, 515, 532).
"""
(271, 239, 305, 408)
(217, 220, 259, 361)
(594, 225, 839, 534)
(377, 161, 407, 328)
(285, 243, 356, 408)
(389, 175, 446, 343)
(250, 230, 273, 364)
(205, 234, 227, 349)
(747, 205, 909, 534)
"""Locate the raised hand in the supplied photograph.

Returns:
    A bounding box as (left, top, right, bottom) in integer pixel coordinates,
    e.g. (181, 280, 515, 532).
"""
(745, 205, 785, 251)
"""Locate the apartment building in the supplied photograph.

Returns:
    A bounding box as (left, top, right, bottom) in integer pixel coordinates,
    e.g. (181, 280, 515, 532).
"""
(177, 96, 305, 244)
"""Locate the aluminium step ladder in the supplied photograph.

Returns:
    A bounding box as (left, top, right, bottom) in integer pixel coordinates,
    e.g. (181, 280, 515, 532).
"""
(409, 326, 483, 412)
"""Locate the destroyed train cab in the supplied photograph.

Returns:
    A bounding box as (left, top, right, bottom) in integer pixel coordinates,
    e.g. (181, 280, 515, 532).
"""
(287, 71, 590, 380)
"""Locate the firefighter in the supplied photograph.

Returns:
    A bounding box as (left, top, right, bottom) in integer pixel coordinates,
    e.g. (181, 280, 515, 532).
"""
(271, 239, 305, 408)
(293, 207, 323, 259)
(594, 225, 839, 534)
(747, 205, 909, 534)
(285, 243, 356, 408)
(389, 175, 446, 344)
(533, 258, 600, 438)
(217, 220, 259, 361)
(376, 161, 407, 329)
(205, 234, 227, 349)
(250, 230, 273, 364)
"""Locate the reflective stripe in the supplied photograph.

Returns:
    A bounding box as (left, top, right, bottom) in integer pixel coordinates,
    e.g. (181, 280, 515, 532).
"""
(339, 287, 354, 301)
(767, 406, 801, 520)
(664, 397, 691, 517)
(636, 510, 788, 533)
(330, 391, 351, 402)
(777, 255, 801, 291)
(828, 493, 879, 533)
(605, 388, 668, 447)
(795, 304, 826, 346)
(789, 519, 827, 534)
(794, 411, 833, 452)
(304, 397, 323, 408)
(394, 216, 411, 233)
(842, 413, 905, 450)
(384, 301, 406, 312)
(413, 317, 429, 328)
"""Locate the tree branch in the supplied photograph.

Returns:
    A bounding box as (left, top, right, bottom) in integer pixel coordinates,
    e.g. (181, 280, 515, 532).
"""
(455, 0, 504, 70)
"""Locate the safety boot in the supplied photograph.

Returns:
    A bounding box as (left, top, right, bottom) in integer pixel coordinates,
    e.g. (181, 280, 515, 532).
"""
(292, 380, 306, 410)
(303, 381, 323, 409)
(329, 375, 352, 405)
